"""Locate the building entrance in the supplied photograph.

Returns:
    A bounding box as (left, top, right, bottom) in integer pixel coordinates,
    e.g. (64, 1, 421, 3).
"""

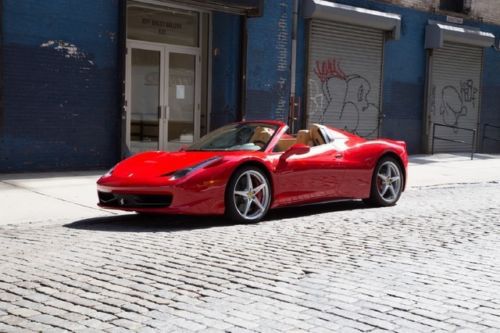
(126, 2, 205, 153)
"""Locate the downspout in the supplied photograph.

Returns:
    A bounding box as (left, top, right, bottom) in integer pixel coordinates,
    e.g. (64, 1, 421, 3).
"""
(118, 0, 127, 159)
(289, 0, 299, 132)
(239, 16, 248, 121)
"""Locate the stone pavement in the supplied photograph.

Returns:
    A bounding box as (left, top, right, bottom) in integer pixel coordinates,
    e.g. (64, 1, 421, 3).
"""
(0, 154, 499, 332)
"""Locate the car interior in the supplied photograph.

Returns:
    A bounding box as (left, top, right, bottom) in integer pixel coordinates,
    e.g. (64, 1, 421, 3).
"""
(250, 124, 332, 152)
(249, 126, 275, 149)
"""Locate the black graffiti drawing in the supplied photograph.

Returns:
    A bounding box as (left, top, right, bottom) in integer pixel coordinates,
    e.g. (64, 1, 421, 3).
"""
(439, 79, 477, 128)
(460, 79, 478, 106)
(312, 58, 379, 138)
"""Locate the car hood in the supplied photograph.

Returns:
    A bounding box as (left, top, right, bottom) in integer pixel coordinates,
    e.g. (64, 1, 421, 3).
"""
(111, 151, 223, 180)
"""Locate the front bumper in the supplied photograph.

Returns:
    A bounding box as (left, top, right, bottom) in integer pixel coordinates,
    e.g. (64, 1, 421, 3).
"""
(96, 182, 226, 215)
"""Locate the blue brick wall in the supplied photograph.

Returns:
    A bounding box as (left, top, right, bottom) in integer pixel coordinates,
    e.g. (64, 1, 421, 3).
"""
(245, 0, 292, 122)
(0, 0, 120, 172)
(210, 12, 242, 130)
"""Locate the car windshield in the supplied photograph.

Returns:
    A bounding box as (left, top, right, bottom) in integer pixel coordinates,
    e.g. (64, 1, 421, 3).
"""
(188, 123, 278, 151)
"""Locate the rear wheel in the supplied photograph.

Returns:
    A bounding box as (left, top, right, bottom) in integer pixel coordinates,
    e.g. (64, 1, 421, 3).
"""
(364, 157, 404, 207)
(225, 167, 271, 223)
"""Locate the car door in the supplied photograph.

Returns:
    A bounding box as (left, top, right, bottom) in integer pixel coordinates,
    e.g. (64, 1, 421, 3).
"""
(273, 144, 345, 206)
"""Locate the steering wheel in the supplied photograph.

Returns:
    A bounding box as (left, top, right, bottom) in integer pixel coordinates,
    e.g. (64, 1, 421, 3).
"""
(253, 140, 267, 147)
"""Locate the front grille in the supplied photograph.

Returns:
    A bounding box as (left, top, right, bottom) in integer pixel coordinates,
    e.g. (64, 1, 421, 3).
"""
(98, 191, 172, 208)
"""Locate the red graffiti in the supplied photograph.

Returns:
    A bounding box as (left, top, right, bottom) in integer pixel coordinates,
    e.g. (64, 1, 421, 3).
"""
(313, 58, 347, 83)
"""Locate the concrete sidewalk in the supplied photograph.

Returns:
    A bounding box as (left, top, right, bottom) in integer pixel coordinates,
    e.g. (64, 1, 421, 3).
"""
(1, 153, 499, 226)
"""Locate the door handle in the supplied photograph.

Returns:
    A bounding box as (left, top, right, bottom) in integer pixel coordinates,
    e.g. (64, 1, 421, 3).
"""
(335, 153, 343, 159)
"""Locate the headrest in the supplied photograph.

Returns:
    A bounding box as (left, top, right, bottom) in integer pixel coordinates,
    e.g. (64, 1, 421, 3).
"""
(309, 124, 327, 145)
(250, 127, 274, 146)
(296, 130, 311, 145)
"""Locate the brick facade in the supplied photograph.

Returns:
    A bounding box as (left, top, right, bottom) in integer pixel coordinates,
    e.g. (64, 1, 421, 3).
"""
(245, 0, 292, 122)
(0, 0, 121, 172)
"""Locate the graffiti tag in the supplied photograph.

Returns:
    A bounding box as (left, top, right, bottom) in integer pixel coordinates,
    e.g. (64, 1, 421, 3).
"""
(439, 79, 478, 128)
(310, 58, 379, 138)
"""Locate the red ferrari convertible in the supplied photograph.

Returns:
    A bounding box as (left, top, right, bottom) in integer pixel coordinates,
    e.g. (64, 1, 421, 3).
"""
(97, 121, 408, 222)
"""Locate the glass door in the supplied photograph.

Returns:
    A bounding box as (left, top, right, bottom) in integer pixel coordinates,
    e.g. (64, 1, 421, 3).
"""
(126, 42, 165, 154)
(126, 42, 200, 153)
(166, 51, 199, 151)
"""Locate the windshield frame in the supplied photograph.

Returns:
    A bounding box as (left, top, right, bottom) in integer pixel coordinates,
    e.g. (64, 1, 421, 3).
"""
(186, 121, 285, 152)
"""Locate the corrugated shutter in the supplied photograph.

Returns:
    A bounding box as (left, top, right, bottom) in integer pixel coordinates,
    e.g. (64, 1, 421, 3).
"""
(429, 42, 482, 152)
(307, 20, 384, 138)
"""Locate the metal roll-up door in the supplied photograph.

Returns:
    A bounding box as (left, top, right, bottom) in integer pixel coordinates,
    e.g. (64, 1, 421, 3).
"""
(307, 20, 384, 138)
(429, 42, 483, 152)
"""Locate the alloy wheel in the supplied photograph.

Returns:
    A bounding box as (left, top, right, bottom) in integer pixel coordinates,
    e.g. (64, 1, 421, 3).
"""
(233, 170, 270, 221)
(376, 160, 402, 203)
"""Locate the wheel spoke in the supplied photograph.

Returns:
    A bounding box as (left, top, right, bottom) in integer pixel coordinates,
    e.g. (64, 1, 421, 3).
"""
(391, 176, 400, 183)
(234, 191, 248, 197)
(380, 184, 389, 196)
(378, 173, 387, 181)
(243, 199, 252, 216)
(253, 197, 264, 211)
(246, 173, 253, 191)
(254, 183, 266, 194)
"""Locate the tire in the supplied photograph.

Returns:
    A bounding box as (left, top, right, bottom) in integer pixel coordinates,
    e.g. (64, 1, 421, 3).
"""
(364, 156, 404, 207)
(225, 166, 271, 223)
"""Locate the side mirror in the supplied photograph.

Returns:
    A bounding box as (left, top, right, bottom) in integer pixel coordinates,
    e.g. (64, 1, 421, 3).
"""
(282, 143, 310, 159)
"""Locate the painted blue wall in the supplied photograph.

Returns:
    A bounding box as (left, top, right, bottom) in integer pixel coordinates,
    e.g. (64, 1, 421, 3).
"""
(479, 24, 500, 153)
(210, 12, 242, 130)
(245, 0, 292, 122)
(0, 0, 120, 172)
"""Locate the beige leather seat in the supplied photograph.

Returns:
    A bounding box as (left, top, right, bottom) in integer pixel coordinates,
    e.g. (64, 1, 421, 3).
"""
(275, 138, 297, 151)
(309, 124, 326, 146)
(250, 127, 273, 147)
(296, 130, 312, 146)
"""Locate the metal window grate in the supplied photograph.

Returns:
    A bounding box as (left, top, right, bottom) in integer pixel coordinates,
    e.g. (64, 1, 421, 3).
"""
(439, 0, 472, 14)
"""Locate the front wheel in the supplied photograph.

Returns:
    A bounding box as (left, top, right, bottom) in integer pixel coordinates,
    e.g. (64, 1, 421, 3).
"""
(364, 157, 404, 207)
(225, 167, 271, 223)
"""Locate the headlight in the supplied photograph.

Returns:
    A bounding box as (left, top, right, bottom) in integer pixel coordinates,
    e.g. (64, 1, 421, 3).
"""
(166, 156, 222, 180)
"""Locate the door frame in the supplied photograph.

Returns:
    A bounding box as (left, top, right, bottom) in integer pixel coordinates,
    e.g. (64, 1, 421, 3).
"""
(125, 41, 166, 151)
(125, 39, 201, 151)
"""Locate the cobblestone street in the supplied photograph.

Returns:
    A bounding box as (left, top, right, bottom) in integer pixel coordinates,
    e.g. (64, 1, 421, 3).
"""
(1, 180, 500, 332)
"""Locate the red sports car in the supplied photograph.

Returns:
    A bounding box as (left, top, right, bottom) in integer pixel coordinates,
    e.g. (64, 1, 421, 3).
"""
(97, 121, 408, 223)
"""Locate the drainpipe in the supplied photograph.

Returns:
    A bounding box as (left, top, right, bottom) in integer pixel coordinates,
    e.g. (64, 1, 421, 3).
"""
(119, 0, 127, 159)
(239, 16, 248, 121)
(289, 0, 299, 132)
